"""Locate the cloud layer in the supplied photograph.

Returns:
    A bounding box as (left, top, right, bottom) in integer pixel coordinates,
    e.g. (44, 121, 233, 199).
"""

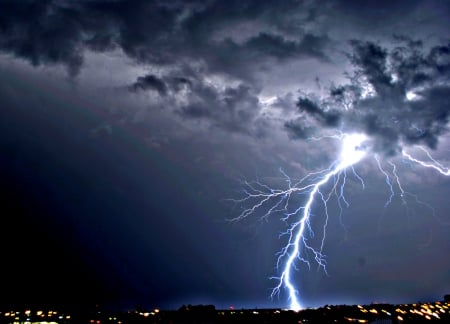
(286, 39, 450, 156)
(0, 0, 328, 76)
(0, 0, 448, 155)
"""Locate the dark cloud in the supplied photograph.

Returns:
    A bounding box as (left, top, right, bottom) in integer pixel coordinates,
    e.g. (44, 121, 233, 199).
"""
(286, 39, 450, 156)
(325, 0, 450, 42)
(176, 81, 262, 134)
(243, 32, 329, 61)
(333, 0, 422, 24)
(129, 74, 168, 96)
(1, 1, 448, 150)
(297, 97, 341, 127)
(0, 0, 329, 79)
(0, 0, 325, 140)
(0, 0, 85, 76)
(125, 69, 264, 135)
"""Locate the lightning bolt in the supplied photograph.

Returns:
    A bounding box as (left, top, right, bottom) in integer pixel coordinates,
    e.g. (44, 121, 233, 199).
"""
(228, 134, 450, 311)
(402, 148, 450, 176)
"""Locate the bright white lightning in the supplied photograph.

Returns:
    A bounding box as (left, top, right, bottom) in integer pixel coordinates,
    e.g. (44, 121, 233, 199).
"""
(402, 148, 450, 175)
(230, 133, 369, 311)
(273, 134, 368, 310)
(229, 134, 449, 311)
(338, 133, 368, 168)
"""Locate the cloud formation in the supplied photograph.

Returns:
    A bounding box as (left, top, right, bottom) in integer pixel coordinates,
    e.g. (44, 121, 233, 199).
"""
(129, 74, 168, 96)
(286, 38, 450, 156)
(126, 70, 264, 136)
(0, 0, 330, 137)
(0, 0, 328, 78)
(0, 0, 448, 151)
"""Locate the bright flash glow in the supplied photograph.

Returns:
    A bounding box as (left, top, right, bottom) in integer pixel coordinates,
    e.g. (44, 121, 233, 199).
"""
(229, 132, 450, 311)
(406, 91, 421, 101)
(339, 133, 368, 168)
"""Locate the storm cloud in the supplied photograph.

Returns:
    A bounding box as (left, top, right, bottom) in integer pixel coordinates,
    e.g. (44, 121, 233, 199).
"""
(0, 0, 329, 77)
(129, 74, 168, 96)
(128, 71, 264, 135)
(286, 39, 450, 156)
(0, 0, 449, 154)
(0, 0, 333, 136)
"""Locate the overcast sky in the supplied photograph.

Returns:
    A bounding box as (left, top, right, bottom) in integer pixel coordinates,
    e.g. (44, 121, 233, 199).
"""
(0, 0, 449, 311)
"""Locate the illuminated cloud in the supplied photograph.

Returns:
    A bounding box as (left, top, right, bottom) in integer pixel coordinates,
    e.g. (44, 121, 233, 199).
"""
(286, 39, 450, 156)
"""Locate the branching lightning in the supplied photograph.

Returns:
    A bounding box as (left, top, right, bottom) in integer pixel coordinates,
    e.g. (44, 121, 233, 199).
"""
(402, 148, 450, 176)
(228, 133, 450, 311)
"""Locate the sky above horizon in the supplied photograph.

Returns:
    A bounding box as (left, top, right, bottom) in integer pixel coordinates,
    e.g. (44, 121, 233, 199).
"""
(0, 0, 449, 310)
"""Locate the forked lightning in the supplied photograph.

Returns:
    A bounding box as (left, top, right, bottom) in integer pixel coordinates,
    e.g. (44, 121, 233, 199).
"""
(229, 133, 449, 311)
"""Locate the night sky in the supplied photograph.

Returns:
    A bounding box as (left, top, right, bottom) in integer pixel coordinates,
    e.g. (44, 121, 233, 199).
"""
(0, 0, 449, 311)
